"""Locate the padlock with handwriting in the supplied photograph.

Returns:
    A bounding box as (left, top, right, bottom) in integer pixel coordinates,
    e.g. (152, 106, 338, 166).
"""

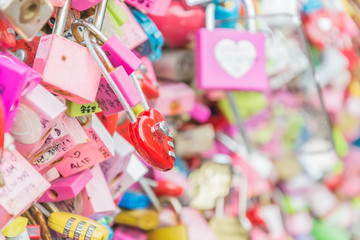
(0, 0, 53, 41)
(30, 113, 89, 174)
(56, 114, 115, 177)
(33, 0, 101, 104)
(0, 150, 50, 229)
(0, 51, 41, 131)
(11, 85, 67, 159)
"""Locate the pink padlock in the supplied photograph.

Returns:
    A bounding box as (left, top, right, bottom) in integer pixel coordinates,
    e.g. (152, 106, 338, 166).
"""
(0, 150, 50, 229)
(76, 164, 116, 218)
(0, 51, 41, 131)
(114, 226, 147, 240)
(100, 132, 134, 184)
(30, 113, 89, 174)
(43, 167, 61, 183)
(56, 114, 115, 177)
(38, 169, 93, 202)
(181, 207, 217, 240)
(48, 0, 66, 7)
(284, 212, 313, 237)
(95, 66, 141, 116)
(190, 102, 211, 123)
(71, 0, 102, 11)
(108, 153, 148, 199)
(153, 81, 196, 117)
(11, 85, 67, 158)
(116, 1, 148, 50)
(125, 0, 172, 16)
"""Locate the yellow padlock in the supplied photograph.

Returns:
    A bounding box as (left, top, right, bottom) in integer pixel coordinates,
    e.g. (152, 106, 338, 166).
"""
(66, 100, 102, 117)
(115, 209, 159, 231)
(2, 217, 28, 237)
(148, 197, 188, 240)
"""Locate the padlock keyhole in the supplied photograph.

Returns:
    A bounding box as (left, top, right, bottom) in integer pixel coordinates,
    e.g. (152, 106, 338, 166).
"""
(49, 189, 59, 200)
(20, 1, 40, 23)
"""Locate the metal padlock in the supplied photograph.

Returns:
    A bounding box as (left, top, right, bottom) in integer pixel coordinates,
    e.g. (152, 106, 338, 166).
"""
(0, 51, 41, 132)
(75, 164, 116, 218)
(55, 114, 115, 177)
(11, 85, 66, 158)
(33, 0, 101, 104)
(0, 0, 53, 41)
(0, 150, 50, 230)
(37, 169, 93, 203)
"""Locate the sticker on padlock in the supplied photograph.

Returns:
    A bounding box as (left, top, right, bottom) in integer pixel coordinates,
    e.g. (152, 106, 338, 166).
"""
(125, 0, 172, 16)
(0, 150, 50, 230)
(30, 113, 89, 174)
(11, 85, 67, 158)
(0, 0, 53, 41)
(56, 114, 115, 177)
(75, 164, 116, 218)
(37, 169, 93, 203)
(0, 51, 41, 132)
(65, 100, 102, 117)
(196, 3, 268, 91)
(33, 0, 102, 105)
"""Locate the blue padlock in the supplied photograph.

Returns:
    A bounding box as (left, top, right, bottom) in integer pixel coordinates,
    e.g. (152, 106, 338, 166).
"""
(119, 191, 151, 210)
(214, 0, 240, 29)
(130, 7, 164, 61)
(303, 0, 322, 14)
(174, 156, 190, 177)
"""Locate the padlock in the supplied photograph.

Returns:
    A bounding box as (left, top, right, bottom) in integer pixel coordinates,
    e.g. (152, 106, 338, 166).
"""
(0, 150, 50, 229)
(10, 32, 44, 67)
(284, 212, 313, 237)
(95, 112, 118, 136)
(71, 0, 102, 11)
(133, 70, 159, 100)
(47, 0, 66, 7)
(65, 100, 102, 117)
(43, 167, 61, 183)
(153, 180, 184, 198)
(11, 85, 66, 158)
(33, 202, 109, 239)
(26, 225, 41, 240)
(190, 102, 211, 123)
(153, 49, 195, 82)
(115, 209, 159, 231)
(75, 164, 116, 218)
(109, 1, 148, 50)
(153, 82, 196, 117)
(82, 29, 175, 171)
(30, 113, 89, 174)
(55, 114, 115, 177)
(148, 197, 188, 240)
(130, 7, 164, 61)
(0, 51, 41, 132)
(33, 0, 102, 104)
(214, 0, 240, 29)
(0, 19, 15, 50)
(113, 225, 147, 240)
(28, 205, 52, 240)
(0, 0, 53, 41)
(196, 3, 268, 91)
(119, 191, 151, 210)
(125, 0, 172, 16)
(312, 220, 351, 240)
(37, 169, 93, 202)
(150, 1, 205, 48)
(2, 216, 28, 239)
(175, 124, 215, 158)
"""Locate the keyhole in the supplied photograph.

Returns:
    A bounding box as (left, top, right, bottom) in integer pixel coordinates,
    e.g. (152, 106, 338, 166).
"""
(20, 0, 40, 23)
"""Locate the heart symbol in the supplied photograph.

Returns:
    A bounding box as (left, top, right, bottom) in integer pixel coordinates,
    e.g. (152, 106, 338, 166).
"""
(214, 39, 257, 78)
(129, 109, 175, 171)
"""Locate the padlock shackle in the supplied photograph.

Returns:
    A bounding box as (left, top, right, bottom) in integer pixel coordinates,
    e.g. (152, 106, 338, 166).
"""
(53, 0, 71, 36)
(240, 0, 256, 32)
(205, 3, 215, 31)
(71, 19, 108, 46)
(236, 170, 252, 230)
(93, 0, 109, 31)
(83, 30, 138, 124)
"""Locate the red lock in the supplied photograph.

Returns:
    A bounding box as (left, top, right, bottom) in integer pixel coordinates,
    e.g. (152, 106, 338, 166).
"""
(27, 225, 41, 240)
(10, 32, 44, 67)
(133, 70, 159, 99)
(96, 112, 118, 136)
(116, 116, 132, 143)
(0, 19, 15, 50)
(154, 180, 184, 197)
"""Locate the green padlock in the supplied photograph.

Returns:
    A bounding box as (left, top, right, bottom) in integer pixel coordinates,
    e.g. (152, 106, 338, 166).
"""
(104, 0, 129, 37)
(65, 100, 102, 117)
(312, 220, 351, 240)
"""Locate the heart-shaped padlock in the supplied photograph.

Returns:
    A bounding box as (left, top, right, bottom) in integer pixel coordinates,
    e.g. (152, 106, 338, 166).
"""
(129, 108, 175, 171)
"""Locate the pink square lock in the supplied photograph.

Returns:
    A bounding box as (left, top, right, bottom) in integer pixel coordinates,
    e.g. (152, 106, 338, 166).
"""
(11, 85, 67, 158)
(30, 114, 89, 174)
(0, 150, 50, 229)
(0, 51, 41, 131)
(153, 82, 196, 116)
(38, 169, 93, 202)
(96, 67, 141, 116)
(56, 114, 115, 177)
(48, 0, 66, 7)
(125, 0, 172, 16)
(71, 0, 102, 11)
(33, 35, 101, 104)
(114, 226, 147, 240)
(100, 132, 134, 183)
(101, 35, 142, 75)
(196, 28, 268, 91)
(114, 1, 148, 50)
(77, 165, 116, 218)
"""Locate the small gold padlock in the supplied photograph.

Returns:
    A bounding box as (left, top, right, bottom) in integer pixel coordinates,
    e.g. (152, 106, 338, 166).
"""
(148, 197, 188, 240)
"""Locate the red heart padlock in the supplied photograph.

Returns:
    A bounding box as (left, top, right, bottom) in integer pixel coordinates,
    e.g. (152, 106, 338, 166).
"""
(129, 108, 175, 171)
(96, 112, 118, 136)
(154, 180, 183, 197)
(149, 1, 205, 48)
(133, 70, 159, 99)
